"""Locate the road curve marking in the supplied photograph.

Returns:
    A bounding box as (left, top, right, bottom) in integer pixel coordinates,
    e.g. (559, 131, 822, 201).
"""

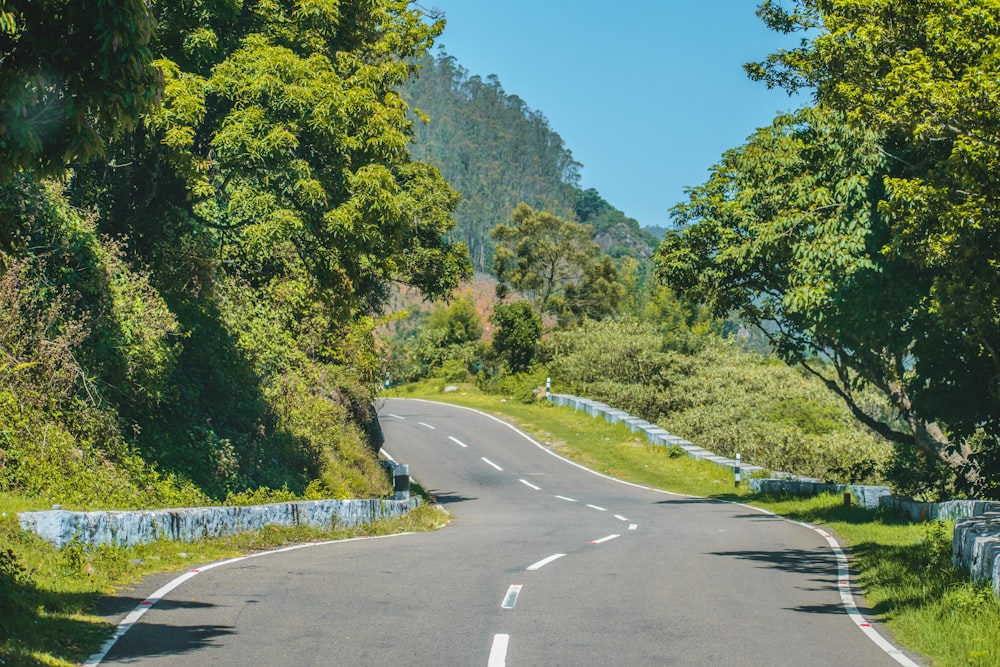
(396, 399, 917, 665)
(519, 479, 542, 490)
(84, 532, 417, 666)
(481, 457, 504, 471)
(527, 553, 566, 571)
(488, 634, 510, 667)
(590, 534, 620, 545)
(449, 436, 469, 448)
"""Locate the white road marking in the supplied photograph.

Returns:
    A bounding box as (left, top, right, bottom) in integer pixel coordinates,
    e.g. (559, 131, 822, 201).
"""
(586, 504, 607, 512)
(482, 457, 504, 471)
(379, 448, 396, 462)
(387, 413, 405, 420)
(519, 479, 541, 490)
(488, 634, 510, 667)
(629, 524, 638, 531)
(448, 436, 468, 448)
(501, 584, 523, 609)
(555, 495, 577, 502)
(614, 514, 628, 522)
(590, 534, 620, 545)
(419, 422, 436, 429)
(83, 533, 416, 666)
(527, 553, 566, 571)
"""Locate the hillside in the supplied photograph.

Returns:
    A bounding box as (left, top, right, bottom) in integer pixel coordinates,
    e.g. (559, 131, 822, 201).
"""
(402, 51, 659, 272)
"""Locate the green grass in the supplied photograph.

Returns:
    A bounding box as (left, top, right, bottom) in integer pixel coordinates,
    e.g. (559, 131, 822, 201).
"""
(0, 495, 447, 666)
(392, 381, 1000, 667)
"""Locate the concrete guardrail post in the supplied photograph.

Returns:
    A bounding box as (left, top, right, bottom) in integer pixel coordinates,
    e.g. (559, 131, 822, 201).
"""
(394, 464, 410, 501)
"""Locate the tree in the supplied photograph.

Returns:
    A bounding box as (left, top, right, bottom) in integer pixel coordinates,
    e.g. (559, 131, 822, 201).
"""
(489, 300, 541, 374)
(656, 106, 996, 496)
(0, 0, 162, 181)
(492, 203, 603, 318)
(746, 0, 1000, 494)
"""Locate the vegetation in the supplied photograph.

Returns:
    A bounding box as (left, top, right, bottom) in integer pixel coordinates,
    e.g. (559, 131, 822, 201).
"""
(658, 1, 1000, 498)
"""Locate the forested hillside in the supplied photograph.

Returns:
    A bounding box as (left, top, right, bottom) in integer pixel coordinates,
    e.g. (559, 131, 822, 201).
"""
(402, 51, 658, 271)
(0, 0, 469, 508)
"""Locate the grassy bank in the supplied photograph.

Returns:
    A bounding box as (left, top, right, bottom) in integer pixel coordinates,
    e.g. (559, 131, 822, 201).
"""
(390, 382, 1000, 667)
(0, 496, 447, 666)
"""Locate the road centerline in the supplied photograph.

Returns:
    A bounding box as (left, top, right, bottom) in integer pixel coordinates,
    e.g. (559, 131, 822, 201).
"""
(448, 436, 469, 448)
(481, 457, 504, 471)
(590, 534, 620, 545)
(418, 421, 436, 429)
(527, 553, 566, 571)
(501, 584, 523, 609)
(518, 479, 541, 490)
(586, 504, 607, 512)
(554, 495, 577, 502)
(488, 634, 510, 667)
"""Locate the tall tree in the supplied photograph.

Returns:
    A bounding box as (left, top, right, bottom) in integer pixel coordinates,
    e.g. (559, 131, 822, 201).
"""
(492, 203, 605, 319)
(657, 105, 996, 496)
(747, 0, 1000, 479)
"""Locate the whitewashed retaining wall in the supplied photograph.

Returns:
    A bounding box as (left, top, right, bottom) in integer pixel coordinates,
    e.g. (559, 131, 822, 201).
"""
(19, 497, 420, 549)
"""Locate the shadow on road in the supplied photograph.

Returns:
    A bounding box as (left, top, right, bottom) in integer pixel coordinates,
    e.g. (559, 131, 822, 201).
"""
(107, 622, 236, 661)
(425, 488, 478, 505)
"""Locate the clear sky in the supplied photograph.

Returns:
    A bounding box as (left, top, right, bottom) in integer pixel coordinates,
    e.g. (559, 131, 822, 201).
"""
(423, 0, 809, 230)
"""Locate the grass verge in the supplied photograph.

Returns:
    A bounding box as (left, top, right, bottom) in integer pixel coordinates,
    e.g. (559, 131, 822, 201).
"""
(390, 382, 1000, 667)
(0, 495, 447, 666)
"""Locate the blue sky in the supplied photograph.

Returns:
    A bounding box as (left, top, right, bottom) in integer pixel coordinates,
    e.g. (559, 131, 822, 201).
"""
(423, 1, 810, 230)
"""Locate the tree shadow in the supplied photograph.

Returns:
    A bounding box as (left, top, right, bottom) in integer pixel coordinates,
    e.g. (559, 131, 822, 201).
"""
(103, 622, 237, 662)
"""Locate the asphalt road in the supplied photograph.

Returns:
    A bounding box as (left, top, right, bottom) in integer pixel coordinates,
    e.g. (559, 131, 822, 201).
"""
(96, 397, 924, 666)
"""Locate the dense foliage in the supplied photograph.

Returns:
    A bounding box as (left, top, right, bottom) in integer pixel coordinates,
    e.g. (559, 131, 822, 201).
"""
(1, 0, 469, 512)
(658, 0, 1000, 498)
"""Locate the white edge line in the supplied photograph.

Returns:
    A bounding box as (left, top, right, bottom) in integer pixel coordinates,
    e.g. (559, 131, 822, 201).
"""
(519, 479, 541, 490)
(379, 448, 396, 463)
(488, 634, 510, 667)
(448, 436, 469, 448)
(482, 457, 504, 471)
(591, 534, 620, 545)
(84, 532, 416, 666)
(391, 398, 917, 666)
(527, 553, 566, 571)
(586, 504, 607, 512)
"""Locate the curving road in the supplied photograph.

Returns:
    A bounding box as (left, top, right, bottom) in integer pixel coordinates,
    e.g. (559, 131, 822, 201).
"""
(95, 398, 924, 666)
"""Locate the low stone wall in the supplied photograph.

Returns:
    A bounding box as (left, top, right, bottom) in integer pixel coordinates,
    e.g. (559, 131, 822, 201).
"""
(547, 393, 766, 477)
(879, 496, 1000, 522)
(19, 497, 420, 549)
(953, 513, 1000, 596)
(749, 479, 890, 511)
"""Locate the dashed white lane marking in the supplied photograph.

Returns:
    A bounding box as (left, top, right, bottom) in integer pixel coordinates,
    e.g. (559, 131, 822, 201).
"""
(527, 553, 566, 571)
(419, 421, 436, 429)
(586, 504, 607, 512)
(449, 436, 468, 448)
(629, 524, 637, 531)
(84, 533, 416, 666)
(501, 584, 523, 609)
(482, 457, 504, 471)
(488, 634, 510, 667)
(396, 399, 916, 666)
(555, 495, 577, 502)
(387, 413, 405, 420)
(519, 479, 541, 490)
(614, 514, 628, 522)
(590, 534, 620, 545)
